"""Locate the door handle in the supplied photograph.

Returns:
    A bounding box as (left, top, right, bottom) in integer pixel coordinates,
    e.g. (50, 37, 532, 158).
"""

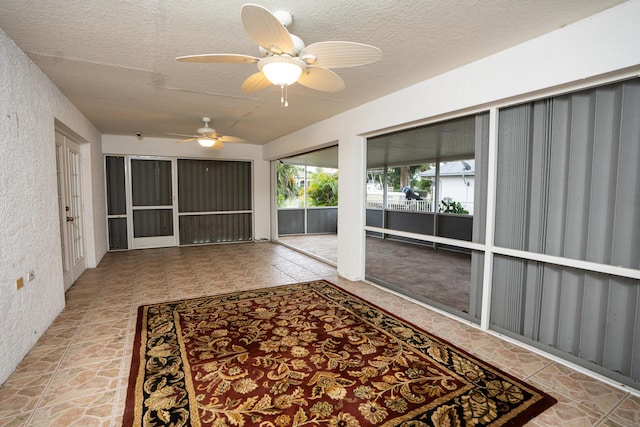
(66, 217, 74, 222)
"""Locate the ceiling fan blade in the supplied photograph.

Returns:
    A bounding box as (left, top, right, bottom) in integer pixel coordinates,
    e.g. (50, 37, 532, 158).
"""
(242, 71, 272, 92)
(241, 4, 293, 54)
(175, 138, 198, 144)
(300, 41, 382, 68)
(297, 67, 345, 92)
(219, 135, 247, 143)
(200, 132, 220, 139)
(166, 132, 197, 138)
(176, 53, 259, 64)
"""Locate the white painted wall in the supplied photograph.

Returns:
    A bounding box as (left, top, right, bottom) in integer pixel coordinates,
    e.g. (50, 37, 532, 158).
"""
(262, 0, 640, 279)
(439, 177, 475, 215)
(0, 29, 104, 384)
(337, 136, 366, 280)
(102, 135, 271, 241)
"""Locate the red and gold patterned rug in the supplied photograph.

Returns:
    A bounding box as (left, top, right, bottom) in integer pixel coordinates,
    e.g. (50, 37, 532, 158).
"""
(123, 280, 556, 426)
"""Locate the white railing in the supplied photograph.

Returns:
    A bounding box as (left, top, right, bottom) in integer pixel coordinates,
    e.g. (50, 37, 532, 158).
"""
(366, 197, 433, 212)
(367, 196, 473, 214)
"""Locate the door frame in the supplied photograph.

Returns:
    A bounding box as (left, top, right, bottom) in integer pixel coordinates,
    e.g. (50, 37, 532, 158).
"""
(55, 131, 87, 290)
(127, 156, 179, 249)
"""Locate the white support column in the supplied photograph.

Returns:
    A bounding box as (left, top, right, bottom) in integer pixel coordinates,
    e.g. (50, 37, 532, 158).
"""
(480, 107, 499, 330)
(337, 135, 367, 281)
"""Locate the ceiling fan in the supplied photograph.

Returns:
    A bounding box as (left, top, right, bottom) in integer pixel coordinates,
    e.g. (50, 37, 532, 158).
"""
(176, 3, 382, 107)
(168, 117, 247, 148)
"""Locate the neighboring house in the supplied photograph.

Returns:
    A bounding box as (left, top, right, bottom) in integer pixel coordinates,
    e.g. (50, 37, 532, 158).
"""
(420, 160, 475, 214)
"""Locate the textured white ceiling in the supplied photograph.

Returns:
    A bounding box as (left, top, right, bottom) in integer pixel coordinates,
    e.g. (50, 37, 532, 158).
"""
(0, 0, 627, 145)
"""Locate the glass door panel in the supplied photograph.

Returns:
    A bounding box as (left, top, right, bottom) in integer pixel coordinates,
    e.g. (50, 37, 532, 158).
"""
(130, 158, 177, 248)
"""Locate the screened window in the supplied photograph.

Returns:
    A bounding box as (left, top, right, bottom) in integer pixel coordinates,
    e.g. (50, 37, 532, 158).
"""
(178, 159, 252, 244)
(493, 78, 640, 387)
(276, 146, 339, 236)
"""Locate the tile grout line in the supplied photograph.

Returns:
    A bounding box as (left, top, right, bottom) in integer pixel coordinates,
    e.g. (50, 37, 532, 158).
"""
(593, 393, 629, 426)
(110, 305, 139, 426)
(22, 295, 97, 426)
(109, 261, 142, 426)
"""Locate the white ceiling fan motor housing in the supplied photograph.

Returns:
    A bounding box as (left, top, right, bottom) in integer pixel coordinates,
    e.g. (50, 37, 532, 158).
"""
(273, 10, 293, 27)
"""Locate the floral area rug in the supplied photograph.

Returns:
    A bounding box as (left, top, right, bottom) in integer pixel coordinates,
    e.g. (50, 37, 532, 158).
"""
(123, 280, 556, 426)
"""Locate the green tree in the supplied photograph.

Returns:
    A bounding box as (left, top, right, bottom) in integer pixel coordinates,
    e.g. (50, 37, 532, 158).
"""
(276, 163, 302, 207)
(385, 164, 433, 194)
(307, 169, 338, 206)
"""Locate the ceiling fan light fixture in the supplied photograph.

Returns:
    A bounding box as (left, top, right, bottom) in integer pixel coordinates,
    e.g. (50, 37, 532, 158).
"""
(259, 55, 304, 87)
(198, 137, 216, 147)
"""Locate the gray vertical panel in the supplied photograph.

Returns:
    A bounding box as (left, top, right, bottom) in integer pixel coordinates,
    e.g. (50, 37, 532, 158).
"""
(437, 215, 473, 241)
(580, 87, 619, 364)
(131, 159, 152, 206)
(557, 94, 593, 355)
(586, 87, 618, 264)
(527, 100, 549, 254)
(160, 161, 172, 205)
(177, 159, 252, 243)
(277, 209, 305, 235)
(243, 162, 252, 208)
(469, 111, 489, 320)
(105, 156, 126, 215)
(522, 260, 542, 339)
(178, 160, 251, 212)
(495, 78, 640, 387)
(133, 209, 173, 237)
(579, 275, 608, 365)
(633, 287, 640, 381)
(604, 278, 638, 376)
(538, 264, 561, 345)
(556, 269, 585, 355)
(611, 80, 640, 269)
(108, 217, 127, 250)
(491, 256, 526, 333)
(536, 99, 566, 347)
(387, 211, 434, 235)
(178, 214, 252, 244)
(562, 93, 594, 260)
(602, 80, 640, 377)
(494, 105, 532, 331)
(495, 105, 531, 250)
(472, 112, 489, 244)
(307, 208, 338, 233)
(131, 159, 172, 206)
(365, 209, 383, 227)
(523, 102, 551, 341)
(216, 162, 224, 210)
(468, 252, 484, 319)
(544, 99, 569, 257)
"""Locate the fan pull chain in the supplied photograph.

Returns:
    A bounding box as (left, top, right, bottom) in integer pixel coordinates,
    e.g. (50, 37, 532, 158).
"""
(280, 85, 289, 108)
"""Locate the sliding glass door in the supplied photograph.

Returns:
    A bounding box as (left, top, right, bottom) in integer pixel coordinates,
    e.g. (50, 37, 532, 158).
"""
(364, 113, 488, 321)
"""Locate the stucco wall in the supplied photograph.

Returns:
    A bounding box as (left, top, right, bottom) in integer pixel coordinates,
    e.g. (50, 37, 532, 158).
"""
(0, 29, 104, 384)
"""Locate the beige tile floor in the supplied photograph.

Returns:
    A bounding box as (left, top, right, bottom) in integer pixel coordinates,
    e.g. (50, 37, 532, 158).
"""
(0, 242, 638, 426)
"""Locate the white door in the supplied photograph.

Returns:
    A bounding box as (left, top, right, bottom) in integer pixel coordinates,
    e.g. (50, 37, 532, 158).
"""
(129, 157, 178, 249)
(56, 132, 86, 290)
